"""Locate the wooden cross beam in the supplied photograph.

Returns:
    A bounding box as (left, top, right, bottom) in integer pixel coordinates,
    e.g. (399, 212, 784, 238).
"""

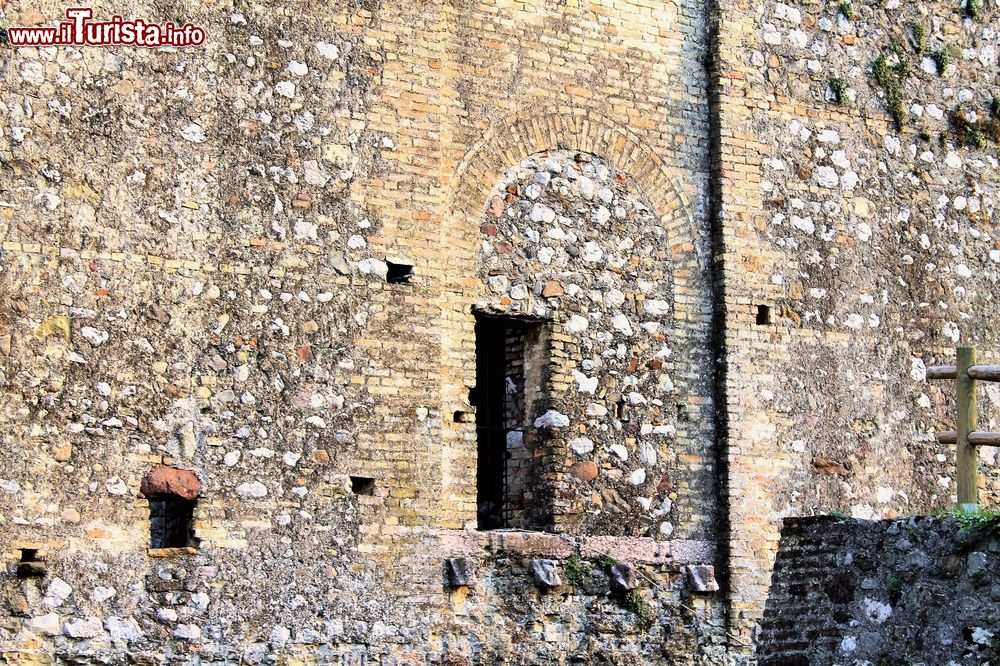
(926, 346, 1000, 507)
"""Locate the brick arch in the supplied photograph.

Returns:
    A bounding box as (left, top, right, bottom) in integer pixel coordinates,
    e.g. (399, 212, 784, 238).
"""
(446, 108, 695, 249)
(437, 109, 711, 533)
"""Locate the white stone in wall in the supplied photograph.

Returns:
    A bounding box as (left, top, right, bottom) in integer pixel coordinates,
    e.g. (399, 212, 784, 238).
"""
(862, 598, 893, 624)
(628, 469, 646, 485)
(773, 3, 801, 23)
(105, 617, 142, 643)
(610, 444, 629, 461)
(174, 624, 202, 641)
(43, 578, 73, 607)
(64, 617, 104, 639)
(316, 41, 340, 59)
(567, 315, 589, 334)
(27, 613, 62, 637)
(611, 313, 633, 336)
(275, 81, 296, 98)
(534, 410, 569, 428)
(814, 166, 839, 188)
(81, 326, 109, 346)
(570, 438, 594, 455)
(156, 608, 179, 623)
(763, 23, 782, 45)
(236, 481, 268, 498)
(643, 300, 670, 316)
(791, 215, 815, 235)
(530, 203, 556, 224)
(572, 371, 598, 394)
(357, 259, 388, 278)
(270, 626, 292, 644)
(586, 403, 608, 417)
(179, 123, 207, 144)
(818, 130, 841, 144)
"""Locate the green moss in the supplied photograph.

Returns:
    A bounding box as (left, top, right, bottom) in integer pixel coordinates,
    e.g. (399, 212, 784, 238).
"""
(954, 505, 1000, 536)
(593, 553, 618, 572)
(829, 77, 848, 105)
(622, 589, 654, 627)
(929, 49, 950, 76)
(871, 53, 909, 130)
(908, 22, 926, 52)
(991, 97, 1000, 118)
(837, 1, 855, 20)
(967, 0, 982, 20)
(564, 554, 590, 587)
(886, 574, 902, 594)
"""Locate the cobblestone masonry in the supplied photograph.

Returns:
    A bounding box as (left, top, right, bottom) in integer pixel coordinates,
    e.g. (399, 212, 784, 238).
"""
(758, 516, 1000, 665)
(1, 0, 999, 662)
(713, 0, 1000, 645)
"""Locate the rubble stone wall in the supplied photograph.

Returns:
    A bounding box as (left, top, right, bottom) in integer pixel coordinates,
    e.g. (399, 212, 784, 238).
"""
(0, 0, 722, 663)
(714, 0, 1000, 642)
(758, 516, 1000, 665)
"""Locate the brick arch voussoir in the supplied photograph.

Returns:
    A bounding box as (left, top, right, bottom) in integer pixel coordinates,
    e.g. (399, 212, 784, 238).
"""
(448, 109, 692, 241)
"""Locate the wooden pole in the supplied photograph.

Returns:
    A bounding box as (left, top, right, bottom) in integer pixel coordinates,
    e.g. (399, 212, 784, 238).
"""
(956, 346, 978, 507)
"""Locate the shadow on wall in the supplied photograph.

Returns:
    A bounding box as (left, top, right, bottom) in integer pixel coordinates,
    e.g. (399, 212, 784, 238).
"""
(756, 515, 1000, 665)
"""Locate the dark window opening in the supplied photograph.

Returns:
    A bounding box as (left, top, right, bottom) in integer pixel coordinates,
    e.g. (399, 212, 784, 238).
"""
(149, 497, 195, 549)
(474, 313, 548, 530)
(16, 548, 45, 579)
(386, 261, 413, 285)
(350, 476, 376, 496)
(756, 304, 772, 325)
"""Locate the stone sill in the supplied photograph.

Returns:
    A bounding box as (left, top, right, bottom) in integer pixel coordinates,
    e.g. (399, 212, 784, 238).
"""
(147, 547, 198, 558)
(437, 529, 715, 565)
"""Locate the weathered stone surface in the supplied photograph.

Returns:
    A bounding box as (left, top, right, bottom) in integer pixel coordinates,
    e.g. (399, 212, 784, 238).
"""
(140, 466, 201, 501)
(569, 461, 598, 482)
(759, 518, 1000, 664)
(609, 563, 639, 593)
(445, 557, 476, 588)
(26, 613, 61, 636)
(685, 565, 719, 594)
(529, 559, 562, 589)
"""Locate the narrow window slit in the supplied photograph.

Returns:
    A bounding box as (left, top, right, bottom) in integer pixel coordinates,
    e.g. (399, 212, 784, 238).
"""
(350, 476, 376, 496)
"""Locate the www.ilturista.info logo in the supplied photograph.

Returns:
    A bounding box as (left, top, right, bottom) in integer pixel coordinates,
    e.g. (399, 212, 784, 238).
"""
(3, 7, 205, 48)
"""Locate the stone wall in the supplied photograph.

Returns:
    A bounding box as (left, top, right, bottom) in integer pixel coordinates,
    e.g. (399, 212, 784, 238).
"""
(758, 516, 1000, 665)
(713, 0, 1000, 642)
(0, 0, 722, 662)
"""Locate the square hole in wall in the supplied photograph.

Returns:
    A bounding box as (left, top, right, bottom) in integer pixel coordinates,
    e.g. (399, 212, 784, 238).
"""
(756, 304, 772, 325)
(149, 497, 196, 548)
(350, 476, 376, 496)
(386, 261, 413, 285)
(16, 548, 45, 579)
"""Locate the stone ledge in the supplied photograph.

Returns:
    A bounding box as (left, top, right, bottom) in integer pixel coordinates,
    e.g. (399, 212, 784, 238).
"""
(436, 529, 715, 565)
